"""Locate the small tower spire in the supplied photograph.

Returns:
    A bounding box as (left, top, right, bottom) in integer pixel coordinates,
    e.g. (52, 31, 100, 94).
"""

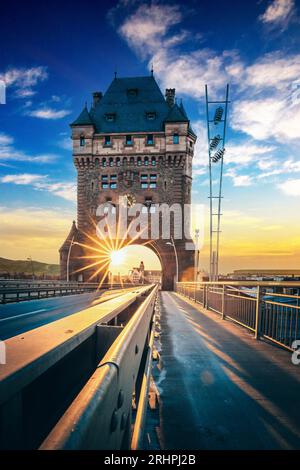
(150, 63, 154, 76)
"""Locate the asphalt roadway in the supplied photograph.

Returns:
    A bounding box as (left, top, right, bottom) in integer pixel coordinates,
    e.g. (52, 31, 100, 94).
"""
(0, 290, 110, 340)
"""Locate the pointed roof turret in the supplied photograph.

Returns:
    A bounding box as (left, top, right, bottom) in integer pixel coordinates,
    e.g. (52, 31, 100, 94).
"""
(164, 103, 189, 123)
(71, 104, 94, 126)
(59, 220, 79, 252)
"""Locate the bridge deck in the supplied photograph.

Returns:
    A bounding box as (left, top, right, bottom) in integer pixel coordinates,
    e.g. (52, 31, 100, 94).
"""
(153, 292, 300, 450)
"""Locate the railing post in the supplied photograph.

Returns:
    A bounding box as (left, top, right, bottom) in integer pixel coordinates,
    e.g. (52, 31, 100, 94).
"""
(221, 284, 226, 320)
(255, 285, 262, 340)
(205, 285, 208, 309)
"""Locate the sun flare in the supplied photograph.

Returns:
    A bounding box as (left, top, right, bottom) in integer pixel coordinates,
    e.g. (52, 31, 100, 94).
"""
(110, 249, 125, 266)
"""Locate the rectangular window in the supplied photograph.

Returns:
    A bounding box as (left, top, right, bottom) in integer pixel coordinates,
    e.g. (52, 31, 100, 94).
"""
(110, 174, 117, 181)
(141, 174, 148, 181)
(150, 174, 157, 181)
(126, 135, 132, 145)
(110, 182, 117, 189)
(146, 112, 156, 120)
(104, 135, 111, 146)
(141, 182, 148, 189)
(101, 175, 108, 181)
(149, 182, 157, 189)
(102, 183, 109, 189)
(173, 133, 179, 144)
(105, 113, 116, 122)
(147, 134, 154, 145)
(80, 136, 85, 146)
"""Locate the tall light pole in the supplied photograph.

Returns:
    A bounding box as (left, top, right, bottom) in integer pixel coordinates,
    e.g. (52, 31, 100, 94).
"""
(66, 235, 75, 282)
(166, 236, 178, 285)
(194, 229, 200, 282)
(205, 84, 230, 281)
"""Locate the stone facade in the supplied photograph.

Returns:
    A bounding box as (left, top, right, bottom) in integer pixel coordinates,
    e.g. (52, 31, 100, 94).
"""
(60, 75, 197, 290)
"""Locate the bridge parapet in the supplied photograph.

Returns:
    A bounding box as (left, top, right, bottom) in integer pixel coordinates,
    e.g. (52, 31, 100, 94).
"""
(0, 285, 158, 449)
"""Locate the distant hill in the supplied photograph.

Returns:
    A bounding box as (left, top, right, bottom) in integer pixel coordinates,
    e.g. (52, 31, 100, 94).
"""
(0, 257, 60, 277)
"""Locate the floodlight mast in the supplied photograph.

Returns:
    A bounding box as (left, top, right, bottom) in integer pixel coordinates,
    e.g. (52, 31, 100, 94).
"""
(205, 84, 230, 281)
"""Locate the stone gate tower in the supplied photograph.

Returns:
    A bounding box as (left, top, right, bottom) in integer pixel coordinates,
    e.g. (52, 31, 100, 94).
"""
(60, 75, 197, 290)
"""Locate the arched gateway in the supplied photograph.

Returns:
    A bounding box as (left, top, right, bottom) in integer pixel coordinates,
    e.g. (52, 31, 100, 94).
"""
(60, 75, 197, 290)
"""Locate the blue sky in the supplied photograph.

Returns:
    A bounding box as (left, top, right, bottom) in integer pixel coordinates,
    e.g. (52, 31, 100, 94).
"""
(0, 0, 300, 272)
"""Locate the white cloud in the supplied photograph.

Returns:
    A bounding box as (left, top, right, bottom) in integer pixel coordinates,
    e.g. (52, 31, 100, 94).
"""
(0, 133, 57, 163)
(0, 174, 45, 185)
(226, 142, 275, 165)
(0, 173, 76, 202)
(259, 0, 295, 28)
(278, 178, 300, 196)
(118, 4, 300, 145)
(225, 169, 254, 187)
(0, 133, 13, 146)
(0, 66, 48, 97)
(191, 120, 208, 166)
(231, 95, 300, 142)
(58, 137, 72, 150)
(28, 107, 72, 119)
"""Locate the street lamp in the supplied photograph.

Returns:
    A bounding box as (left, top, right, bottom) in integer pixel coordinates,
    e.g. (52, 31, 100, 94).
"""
(66, 235, 75, 282)
(166, 236, 178, 285)
(194, 229, 200, 282)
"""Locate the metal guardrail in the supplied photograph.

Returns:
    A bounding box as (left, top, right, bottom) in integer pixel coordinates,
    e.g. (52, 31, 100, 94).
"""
(176, 281, 300, 352)
(0, 284, 158, 449)
(0, 281, 135, 304)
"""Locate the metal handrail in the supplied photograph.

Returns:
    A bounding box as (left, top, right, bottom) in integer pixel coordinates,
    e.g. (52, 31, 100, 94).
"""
(0, 282, 136, 304)
(176, 281, 300, 352)
(40, 285, 158, 450)
(0, 285, 156, 449)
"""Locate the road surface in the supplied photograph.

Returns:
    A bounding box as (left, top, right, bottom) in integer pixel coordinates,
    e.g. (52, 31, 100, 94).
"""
(153, 292, 300, 450)
(0, 290, 110, 340)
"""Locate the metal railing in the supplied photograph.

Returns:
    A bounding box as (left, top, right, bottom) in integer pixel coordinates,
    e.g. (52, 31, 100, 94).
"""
(0, 284, 158, 449)
(176, 281, 300, 352)
(0, 281, 135, 304)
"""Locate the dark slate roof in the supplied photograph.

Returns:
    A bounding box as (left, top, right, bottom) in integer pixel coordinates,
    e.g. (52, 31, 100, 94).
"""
(71, 105, 94, 126)
(71, 76, 192, 133)
(165, 103, 188, 122)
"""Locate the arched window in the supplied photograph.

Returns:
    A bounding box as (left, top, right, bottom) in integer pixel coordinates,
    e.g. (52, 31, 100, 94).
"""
(144, 156, 149, 166)
(102, 158, 106, 167)
(137, 157, 142, 166)
(123, 157, 127, 166)
(94, 158, 99, 167)
(80, 135, 85, 146)
(130, 157, 134, 166)
(109, 157, 114, 167)
(116, 157, 121, 166)
(151, 156, 156, 166)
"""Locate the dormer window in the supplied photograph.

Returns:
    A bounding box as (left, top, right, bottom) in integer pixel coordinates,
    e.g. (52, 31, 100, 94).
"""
(127, 88, 138, 97)
(173, 133, 179, 144)
(146, 112, 156, 120)
(105, 113, 116, 122)
(147, 134, 154, 145)
(80, 136, 85, 146)
(126, 135, 132, 145)
(104, 135, 111, 146)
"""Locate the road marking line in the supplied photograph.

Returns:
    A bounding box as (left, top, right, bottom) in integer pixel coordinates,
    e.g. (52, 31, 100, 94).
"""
(0, 308, 47, 323)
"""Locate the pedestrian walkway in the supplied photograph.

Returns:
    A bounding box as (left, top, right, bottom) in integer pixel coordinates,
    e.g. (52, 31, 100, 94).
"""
(154, 292, 300, 450)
